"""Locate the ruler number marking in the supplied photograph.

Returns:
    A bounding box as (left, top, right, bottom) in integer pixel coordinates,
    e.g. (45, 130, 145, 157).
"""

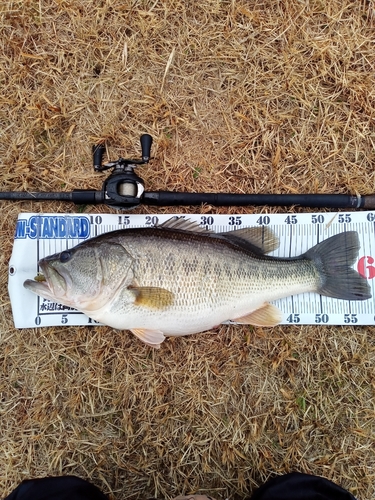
(285, 215, 298, 225)
(256, 216, 270, 225)
(312, 214, 324, 224)
(228, 216, 242, 226)
(90, 215, 103, 225)
(338, 213, 351, 223)
(200, 216, 214, 226)
(357, 256, 375, 279)
(344, 313, 358, 324)
(286, 313, 300, 323)
(315, 313, 329, 323)
(145, 216, 159, 226)
(118, 216, 130, 225)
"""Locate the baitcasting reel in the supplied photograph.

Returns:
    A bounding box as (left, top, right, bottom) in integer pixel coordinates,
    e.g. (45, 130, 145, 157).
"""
(92, 134, 152, 209)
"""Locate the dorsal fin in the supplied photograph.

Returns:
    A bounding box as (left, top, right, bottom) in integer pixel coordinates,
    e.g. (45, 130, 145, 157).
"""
(219, 226, 279, 254)
(158, 217, 279, 254)
(158, 216, 213, 233)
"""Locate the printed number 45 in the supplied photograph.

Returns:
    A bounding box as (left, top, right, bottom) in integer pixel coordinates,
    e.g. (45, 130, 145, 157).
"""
(287, 313, 300, 323)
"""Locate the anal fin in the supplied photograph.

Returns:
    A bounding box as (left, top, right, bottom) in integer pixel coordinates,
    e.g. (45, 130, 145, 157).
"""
(232, 303, 283, 327)
(130, 328, 166, 348)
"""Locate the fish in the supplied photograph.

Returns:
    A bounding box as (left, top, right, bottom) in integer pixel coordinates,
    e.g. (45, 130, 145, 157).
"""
(23, 217, 371, 348)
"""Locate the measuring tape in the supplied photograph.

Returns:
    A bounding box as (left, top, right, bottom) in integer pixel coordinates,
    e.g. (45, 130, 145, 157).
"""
(8, 211, 375, 328)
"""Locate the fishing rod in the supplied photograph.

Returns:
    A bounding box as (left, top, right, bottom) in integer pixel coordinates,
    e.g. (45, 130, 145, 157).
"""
(1, 134, 375, 210)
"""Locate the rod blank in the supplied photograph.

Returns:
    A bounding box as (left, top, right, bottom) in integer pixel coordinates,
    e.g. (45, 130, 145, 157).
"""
(1, 189, 375, 210)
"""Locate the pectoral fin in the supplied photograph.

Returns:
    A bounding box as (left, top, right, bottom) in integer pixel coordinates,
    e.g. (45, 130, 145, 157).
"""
(233, 303, 283, 326)
(128, 286, 174, 309)
(130, 328, 166, 348)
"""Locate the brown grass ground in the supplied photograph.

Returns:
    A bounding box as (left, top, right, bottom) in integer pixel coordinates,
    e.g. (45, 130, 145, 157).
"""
(1, 1, 375, 499)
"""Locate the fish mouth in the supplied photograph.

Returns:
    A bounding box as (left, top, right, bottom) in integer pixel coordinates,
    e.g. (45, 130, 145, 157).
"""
(23, 261, 68, 301)
(23, 277, 55, 300)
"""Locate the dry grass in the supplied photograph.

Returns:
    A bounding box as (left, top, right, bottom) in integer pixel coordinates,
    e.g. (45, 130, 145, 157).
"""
(1, 0, 375, 498)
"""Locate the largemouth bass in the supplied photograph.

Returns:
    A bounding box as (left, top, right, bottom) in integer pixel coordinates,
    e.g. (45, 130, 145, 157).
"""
(24, 217, 371, 347)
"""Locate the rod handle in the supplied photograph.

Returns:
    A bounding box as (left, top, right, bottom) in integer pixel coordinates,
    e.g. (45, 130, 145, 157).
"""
(363, 194, 375, 209)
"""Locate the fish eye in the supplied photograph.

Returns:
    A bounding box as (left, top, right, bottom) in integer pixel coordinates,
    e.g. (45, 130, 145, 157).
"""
(59, 250, 72, 263)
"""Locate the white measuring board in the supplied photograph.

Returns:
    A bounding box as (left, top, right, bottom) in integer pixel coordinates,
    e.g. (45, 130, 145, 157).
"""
(8, 211, 375, 328)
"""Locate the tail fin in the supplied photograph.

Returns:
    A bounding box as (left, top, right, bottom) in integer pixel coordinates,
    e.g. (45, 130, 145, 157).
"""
(305, 231, 371, 301)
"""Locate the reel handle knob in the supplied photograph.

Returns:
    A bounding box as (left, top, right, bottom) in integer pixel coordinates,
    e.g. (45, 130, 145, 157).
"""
(93, 144, 106, 171)
(140, 134, 153, 162)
